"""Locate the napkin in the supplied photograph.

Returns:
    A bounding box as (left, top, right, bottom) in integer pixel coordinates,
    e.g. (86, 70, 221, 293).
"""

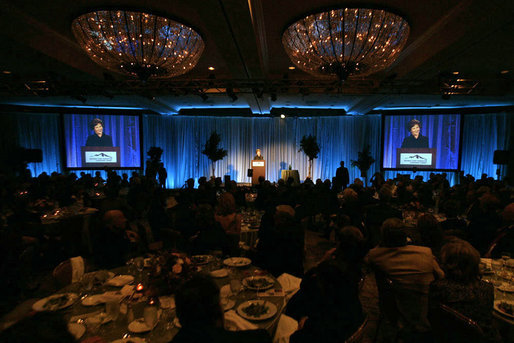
(273, 314, 298, 343)
(224, 310, 258, 330)
(70, 256, 85, 283)
(277, 273, 302, 300)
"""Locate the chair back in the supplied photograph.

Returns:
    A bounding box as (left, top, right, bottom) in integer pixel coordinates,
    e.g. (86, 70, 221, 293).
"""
(345, 315, 368, 343)
(429, 303, 486, 343)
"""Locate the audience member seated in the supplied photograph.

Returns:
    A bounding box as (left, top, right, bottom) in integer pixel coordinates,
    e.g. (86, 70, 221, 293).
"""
(319, 225, 368, 285)
(286, 261, 364, 343)
(171, 274, 271, 343)
(0, 312, 77, 342)
(467, 193, 502, 255)
(214, 192, 241, 245)
(366, 218, 444, 342)
(92, 209, 141, 269)
(417, 213, 444, 258)
(484, 202, 514, 258)
(189, 204, 235, 256)
(429, 239, 502, 343)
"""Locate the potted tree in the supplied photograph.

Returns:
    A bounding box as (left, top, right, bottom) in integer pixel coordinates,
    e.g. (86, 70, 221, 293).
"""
(351, 145, 375, 186)
(202, 131, 228, 177)
(299, 134, 320, 179)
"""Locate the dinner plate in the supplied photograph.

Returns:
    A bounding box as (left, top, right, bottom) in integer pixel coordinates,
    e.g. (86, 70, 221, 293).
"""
(110, 337, 146, 343)
(128, 318, 153, 333)
(191, 255, 212, 265)
(210, 268, 229, 278)
(82, 292, 124, 306)
(223, 257, 251, 268)
(106, 275, 134, 287)
(236, 300, 277, 321)
(494, 300, 514, 319)
(497, 283, 514, 293)
(67, 323, 85, 340)
(242, 276, 275, 291)
(32, 293, 78, 312)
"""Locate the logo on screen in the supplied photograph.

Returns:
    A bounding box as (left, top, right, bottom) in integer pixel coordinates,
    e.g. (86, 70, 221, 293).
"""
(92, 152, 113, 161)
(405, 154, 427, 164)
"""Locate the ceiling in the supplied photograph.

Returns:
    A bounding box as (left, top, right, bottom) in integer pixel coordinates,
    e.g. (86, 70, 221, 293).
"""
(0, 0, 513, 115)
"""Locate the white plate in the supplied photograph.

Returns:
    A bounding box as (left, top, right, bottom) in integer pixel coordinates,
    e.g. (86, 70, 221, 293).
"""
(242, 276, 275, 291)
(191, 255, 212, 265)
(67, 323, 85, 340)
(497, 284, 514, 293)
(236, 300, 277, 321)
(106, 275, 134, 287)
(82, 292, 124, 306)
(111, 338, 146, 343)
(223, 257, 251, 268)
(32, 293, 78, 312)
(210, 268, 229, 278)
(128, 318, 154, 333)
(494, 300, 514, 319)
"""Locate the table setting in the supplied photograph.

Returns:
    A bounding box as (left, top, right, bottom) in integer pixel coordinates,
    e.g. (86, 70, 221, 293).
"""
(480, 256, 514, 325)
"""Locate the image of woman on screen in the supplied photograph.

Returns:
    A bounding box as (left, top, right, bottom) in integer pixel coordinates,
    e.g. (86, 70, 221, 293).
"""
(85, 118, 113, 147)
(401, 119, 429, 148)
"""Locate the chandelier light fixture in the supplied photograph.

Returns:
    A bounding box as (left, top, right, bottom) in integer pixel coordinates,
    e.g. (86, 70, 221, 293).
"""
(72, 10, 205, 80)
(282, 8, 410, 81)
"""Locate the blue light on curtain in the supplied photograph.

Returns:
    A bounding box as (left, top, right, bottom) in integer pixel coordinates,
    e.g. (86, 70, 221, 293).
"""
(16, 113, 62, 177)
(143, 115, 382, 188)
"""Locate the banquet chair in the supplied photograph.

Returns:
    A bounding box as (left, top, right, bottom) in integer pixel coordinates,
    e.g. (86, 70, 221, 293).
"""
(52, 256, 86, 288)
(373, 272, 432, 343)
(429, 303, 486, 343)
(345, 315, 368, 343)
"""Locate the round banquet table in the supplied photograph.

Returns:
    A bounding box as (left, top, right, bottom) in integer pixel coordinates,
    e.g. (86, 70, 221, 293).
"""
(21, 256, 286, 343)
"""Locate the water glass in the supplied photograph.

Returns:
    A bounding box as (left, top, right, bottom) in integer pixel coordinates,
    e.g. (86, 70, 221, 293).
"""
(143, 306, 158, 329)
(106, 300, 120, 321)
(230, 279, 242, 298)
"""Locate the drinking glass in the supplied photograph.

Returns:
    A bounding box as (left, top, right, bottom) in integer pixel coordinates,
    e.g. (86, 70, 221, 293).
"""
(230, 279, 242, 299)
(501, 252, 511, 271)
(85, 316, 102, 335)
(143, 306, 158, 329)
(106, 300, 120, 322)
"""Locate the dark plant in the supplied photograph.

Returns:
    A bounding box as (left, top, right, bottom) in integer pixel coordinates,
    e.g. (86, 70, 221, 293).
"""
(202, 131, 228, 177)
(351, 145, 375, 186)
(299, 134, 320, 179)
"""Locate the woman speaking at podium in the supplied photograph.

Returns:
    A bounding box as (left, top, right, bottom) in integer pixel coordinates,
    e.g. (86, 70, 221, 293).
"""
(401, 119, 429, 148)
(86, 118, 113, 147)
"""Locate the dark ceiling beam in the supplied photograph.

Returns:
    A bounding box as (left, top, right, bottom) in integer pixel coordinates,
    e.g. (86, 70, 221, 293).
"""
(0, 2, 104, 79)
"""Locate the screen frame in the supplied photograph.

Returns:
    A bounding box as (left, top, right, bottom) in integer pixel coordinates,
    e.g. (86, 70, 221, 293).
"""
(60, 111, 144, 171)
(380, 112, 464, 172)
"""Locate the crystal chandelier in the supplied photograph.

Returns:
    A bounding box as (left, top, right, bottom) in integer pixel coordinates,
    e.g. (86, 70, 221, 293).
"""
(72, 10, 205, 80)
(282, 8, 410, 81)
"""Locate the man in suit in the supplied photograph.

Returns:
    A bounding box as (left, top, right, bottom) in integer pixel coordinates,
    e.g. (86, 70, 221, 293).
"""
(335, 161, 350, 191)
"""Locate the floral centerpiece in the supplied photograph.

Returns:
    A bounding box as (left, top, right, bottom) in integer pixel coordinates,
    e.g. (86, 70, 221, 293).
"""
(146, 251, 194, 296)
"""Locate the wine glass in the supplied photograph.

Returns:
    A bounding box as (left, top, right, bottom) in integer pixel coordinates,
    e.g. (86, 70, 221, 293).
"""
(501, 252, 511, 269)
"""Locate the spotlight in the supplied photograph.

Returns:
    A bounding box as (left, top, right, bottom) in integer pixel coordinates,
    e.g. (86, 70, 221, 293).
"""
(280, 114, 286, 119)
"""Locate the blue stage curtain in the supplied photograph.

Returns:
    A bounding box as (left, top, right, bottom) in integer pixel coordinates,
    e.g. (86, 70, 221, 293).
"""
(143, 115, 381, 188)
(15, 111, 511, 188)
(16, 113, 62, 177)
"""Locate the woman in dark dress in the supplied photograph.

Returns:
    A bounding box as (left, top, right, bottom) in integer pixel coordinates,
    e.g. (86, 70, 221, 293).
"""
(429, 239, 502, 343)
(85, 118, 113, 147)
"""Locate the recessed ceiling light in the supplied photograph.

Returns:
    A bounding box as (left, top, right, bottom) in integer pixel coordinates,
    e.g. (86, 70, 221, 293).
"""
(288, 66, 295, 70)
(208, 66, 215, 71)
(280, 114, 286, 119)
(2, 70, 11, 74)
(500, 70, 510, 74)
(452, 71, 459, 75)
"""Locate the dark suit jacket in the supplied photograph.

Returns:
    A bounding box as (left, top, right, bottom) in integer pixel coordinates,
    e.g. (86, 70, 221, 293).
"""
(86, 133, 113, 147)
(335, 166, 349, 187)
(171, 325, 271, 343)
(401, 134, 429, 148)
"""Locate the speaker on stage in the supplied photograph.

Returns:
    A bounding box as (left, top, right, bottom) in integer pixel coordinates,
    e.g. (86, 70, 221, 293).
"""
(224, 175, 231, 184)
(247, 169, 253, 177)
(493, 150, 509, 164)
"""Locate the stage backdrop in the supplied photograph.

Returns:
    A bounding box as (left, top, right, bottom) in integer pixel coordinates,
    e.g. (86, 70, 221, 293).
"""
(12, 111, 512, 188)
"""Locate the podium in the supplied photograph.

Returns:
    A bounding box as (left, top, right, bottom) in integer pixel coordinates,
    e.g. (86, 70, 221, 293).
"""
(396, 148, 436, 169)
(81, 146, 121, 168)
(251, 160, 265, 185)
